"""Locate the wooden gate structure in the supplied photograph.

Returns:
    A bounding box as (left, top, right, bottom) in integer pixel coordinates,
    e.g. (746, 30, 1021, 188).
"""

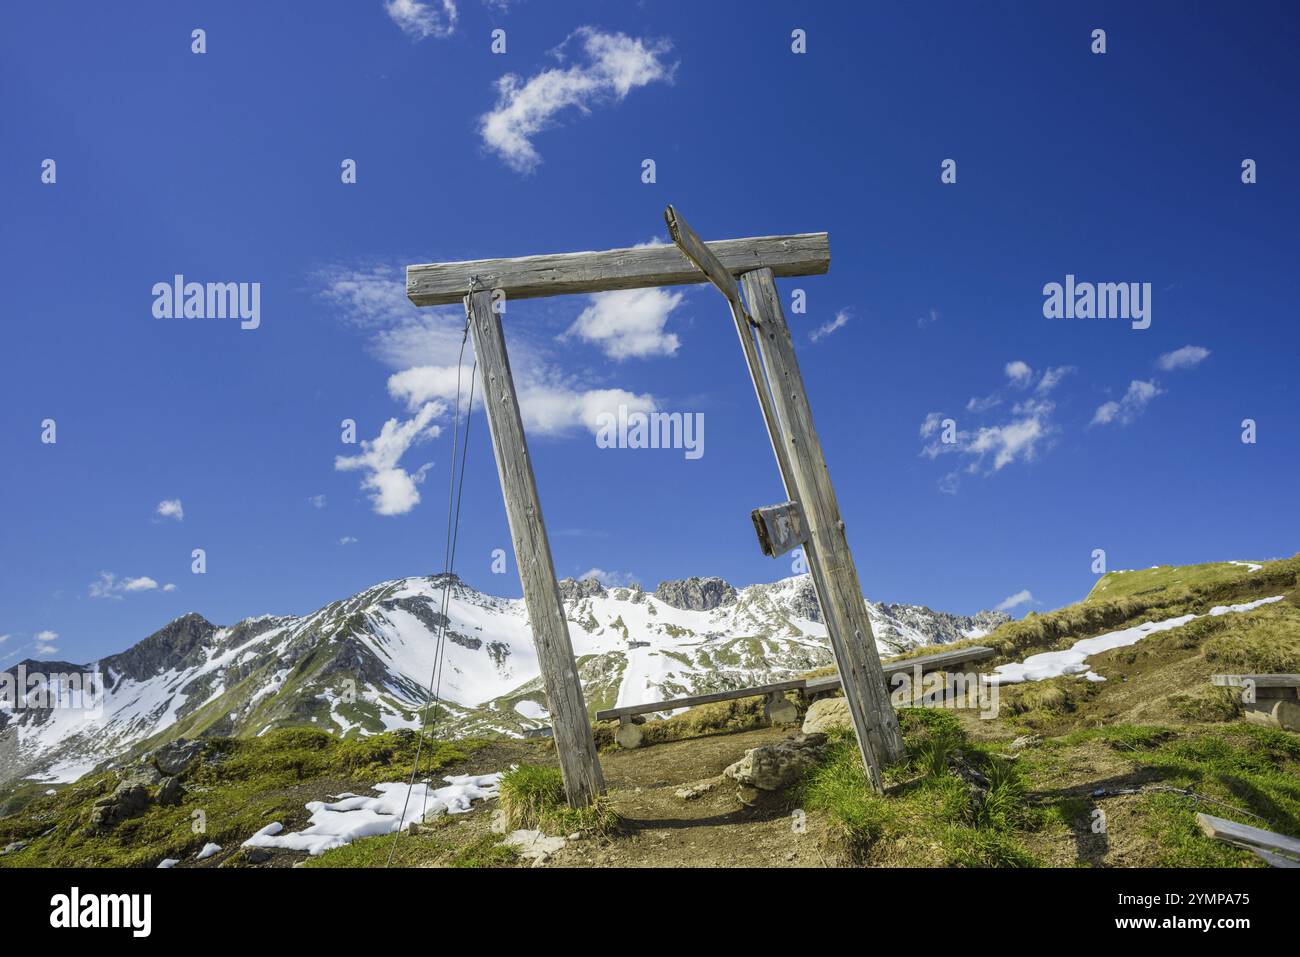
(405, 207, 904, 806)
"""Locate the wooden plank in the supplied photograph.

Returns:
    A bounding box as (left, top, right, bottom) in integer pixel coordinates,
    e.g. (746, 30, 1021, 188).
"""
(595, 677, 807, 722)
(742, 267, 906, 771)
(464, 289, 604, 808)
(804, 646, 995, 695)
(751, 500, 807, 558)
(598, 645, 998, 721)
(1212, 674, 1300, 688)
(1196, 812, 1300, 858)
(407, 233, 829, 306)
(664, 205, 748, 319)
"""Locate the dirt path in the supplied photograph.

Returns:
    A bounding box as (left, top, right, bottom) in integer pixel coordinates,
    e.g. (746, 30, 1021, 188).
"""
(548, 727, 837, 867)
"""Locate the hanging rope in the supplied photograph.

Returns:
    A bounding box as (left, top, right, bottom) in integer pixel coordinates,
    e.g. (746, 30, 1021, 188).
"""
(385, 307, 477, 866)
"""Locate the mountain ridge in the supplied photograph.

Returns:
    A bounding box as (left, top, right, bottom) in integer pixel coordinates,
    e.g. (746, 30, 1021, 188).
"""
(0, 573, 1007, 787)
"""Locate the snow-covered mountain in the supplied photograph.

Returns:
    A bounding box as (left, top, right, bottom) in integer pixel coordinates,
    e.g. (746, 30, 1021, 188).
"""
(0, 574, 1006, 787)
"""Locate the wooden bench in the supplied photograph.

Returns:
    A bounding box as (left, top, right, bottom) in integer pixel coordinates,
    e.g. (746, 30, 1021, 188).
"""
(596, 644, 996, 748)
(1196, 812, 1300, 867)
(1211, 674, 1300, 732)
(802, 645, 997, 701)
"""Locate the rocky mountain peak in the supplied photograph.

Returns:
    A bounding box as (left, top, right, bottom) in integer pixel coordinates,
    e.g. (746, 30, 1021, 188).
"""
(654, 577, 738, 611)
(557, 577, 607, 602)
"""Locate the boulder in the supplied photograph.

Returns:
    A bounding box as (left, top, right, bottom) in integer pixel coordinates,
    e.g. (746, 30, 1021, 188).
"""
(157, 776, 186, 806)
(724, 733, 827, 791)
(802, 697, 851, 734)
(152, 739, 204, 776)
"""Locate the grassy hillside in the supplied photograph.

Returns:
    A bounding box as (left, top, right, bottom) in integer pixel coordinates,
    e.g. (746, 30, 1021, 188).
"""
(2, 554, 1297, 869)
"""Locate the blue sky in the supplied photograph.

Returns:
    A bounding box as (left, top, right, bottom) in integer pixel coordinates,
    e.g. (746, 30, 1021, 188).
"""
(2, 1, 1297, 666)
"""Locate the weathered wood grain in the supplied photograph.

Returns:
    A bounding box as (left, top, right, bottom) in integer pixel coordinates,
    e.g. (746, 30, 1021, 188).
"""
(1196, 812, 1300, 861)
(407, 233, 829, 306)
(465, 289, 604, 807)
(742, 267, 906, 770)
(664, 205, 747, 317)
(751, 500, 807, 558)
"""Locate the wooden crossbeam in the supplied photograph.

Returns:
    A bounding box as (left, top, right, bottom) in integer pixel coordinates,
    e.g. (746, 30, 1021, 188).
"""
(406, 233, 829, 306)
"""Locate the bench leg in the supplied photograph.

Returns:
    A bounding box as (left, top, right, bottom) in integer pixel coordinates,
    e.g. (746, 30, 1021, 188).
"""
(615, 716, 644, 749)
(764, 691, 799, 727)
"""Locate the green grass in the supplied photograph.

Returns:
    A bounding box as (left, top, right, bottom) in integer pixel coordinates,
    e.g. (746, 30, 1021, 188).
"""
(796, 710, 1042, 866)
(497, 764, 621, 835)
(0, 728, 489, 868)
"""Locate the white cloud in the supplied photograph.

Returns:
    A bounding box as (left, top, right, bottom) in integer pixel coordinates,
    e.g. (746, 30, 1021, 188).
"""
(1091, 379, 1163, 427)
(385, 0, 457, 40)
(578, 567, 639, 588)
(35, 630, 59, 655)
(479, 27, 674, 173)
(335, 402, 444, 516)
(155, 499, 184, 521)
(1035, 365, 1075, 394)
(89, 572, 163, 600)
(566, 287, 683, 360)
(810, 309, 851, 343)
(1005, 361, 1033, 387)
(339, 536, 359, 545)
(0, 634, 9, 644)
(308, 494, 327, 509)
(994, 589, 1034, 612)
(921, 397, 1054, 474)
(919, 411, 945, 439)
(163, 583, 177, 592)
(1156, 345, 1210, 372)
(917, 308, 940, 328)
(967, 411, 1050, 471)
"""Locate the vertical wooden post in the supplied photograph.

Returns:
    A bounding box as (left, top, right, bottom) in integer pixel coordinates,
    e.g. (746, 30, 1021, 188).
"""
(740, 268, 906, 772)
(465, 289, 605, 807)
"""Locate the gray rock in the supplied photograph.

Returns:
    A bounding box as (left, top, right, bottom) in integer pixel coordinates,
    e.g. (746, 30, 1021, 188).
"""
(1, 841, 28, 856)
(802, 696, 851, 734)
(674, 778, 720, 800)
(557, 578, 607, 602)
(724, 734, 826, 791)
(503, 829, 566, 863)
(1009, 734, 1041, 752)
(654, 577, 737, 612)
(157, 776, 185, 806)
(152, 739, 203, 776)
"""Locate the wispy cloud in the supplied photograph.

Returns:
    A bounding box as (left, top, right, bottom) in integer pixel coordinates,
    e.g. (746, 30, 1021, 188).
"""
(479, 27, 675, 173)
(339, 536, 359, 545)
(578, 567, 639, 588)
(1091, 379, 1163, 427)
(384, 0, 457, 40)
(320, 263, 659, 444)
(308, 494, 327, 509)
(925, 363, 1064, 484)
(810, 309, 851, 343)
(35, 630, 59, 656)
(1156, 344, 1210, 372)
(155, 499, 184, 522)
(917, 308, 940, 329)
(994, 589, 1034, 612)
(89, 572, 170, 600)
